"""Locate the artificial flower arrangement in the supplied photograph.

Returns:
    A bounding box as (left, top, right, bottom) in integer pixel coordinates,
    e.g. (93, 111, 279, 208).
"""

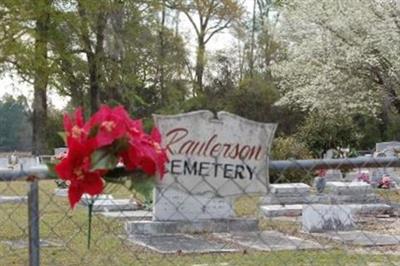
(48, 105, 168, 247)
(356, 172, 370, 184)
(378, 175, 394, 189)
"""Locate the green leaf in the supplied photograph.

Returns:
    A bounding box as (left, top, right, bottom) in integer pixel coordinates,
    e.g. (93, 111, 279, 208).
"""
(129, 177, 155, 202)
(90, 149, 118, 171)
(88, 125, 100, 138)
(112, 137, 129, 153)
(46, 162, 60, 179)
(58, 132, 67, 144)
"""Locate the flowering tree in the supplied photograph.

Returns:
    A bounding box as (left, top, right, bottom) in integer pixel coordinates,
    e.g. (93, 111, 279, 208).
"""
(272, 0, 400, 117)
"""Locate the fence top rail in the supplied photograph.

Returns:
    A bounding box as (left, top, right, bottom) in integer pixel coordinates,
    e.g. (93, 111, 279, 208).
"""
(1, 157, 400, 181)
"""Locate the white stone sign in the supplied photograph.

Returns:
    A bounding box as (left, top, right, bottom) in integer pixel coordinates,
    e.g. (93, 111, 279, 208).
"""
(153, 111, 276, 221)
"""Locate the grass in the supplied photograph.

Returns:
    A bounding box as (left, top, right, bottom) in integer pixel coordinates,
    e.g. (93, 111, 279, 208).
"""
(0, 181, 400, 265)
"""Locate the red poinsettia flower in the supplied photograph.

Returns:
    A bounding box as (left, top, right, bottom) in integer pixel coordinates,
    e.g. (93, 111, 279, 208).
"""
(86, 105, 134, 149)
(120, 128, 168, 178)
(64, 108, 87, 145)
(55, 139, 105, 208)
(136, 128, 168, 177)
(55, 105, 169, 208)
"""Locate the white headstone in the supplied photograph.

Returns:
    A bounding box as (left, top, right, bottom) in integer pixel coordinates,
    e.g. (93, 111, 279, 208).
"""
(325, 181, 372, 195)
(153, 111, 276, 221)
(54, 147, 68, 156)
(302, 205, 355, 232)
(375, 141, 400, 156)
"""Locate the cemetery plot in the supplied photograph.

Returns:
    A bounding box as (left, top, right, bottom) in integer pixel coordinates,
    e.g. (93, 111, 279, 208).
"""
(213, 231, 325, 251)
(311, 231, 400, 247)
(125, 234, 238, 254)
(261, 182, 392, 218)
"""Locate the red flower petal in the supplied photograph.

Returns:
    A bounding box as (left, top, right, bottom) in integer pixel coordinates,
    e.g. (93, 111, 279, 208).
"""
(68, 183, 84, 209)
(83, 176, 104, 196)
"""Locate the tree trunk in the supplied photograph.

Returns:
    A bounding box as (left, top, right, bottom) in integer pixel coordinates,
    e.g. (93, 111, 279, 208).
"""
(32, 0, 51, 155)
(87, 13, 106, 115)
(88, 52, 100, 115)
(249, 0, 257, 78)
(195, 36, 206, 94)
(159, 1, 167, 106)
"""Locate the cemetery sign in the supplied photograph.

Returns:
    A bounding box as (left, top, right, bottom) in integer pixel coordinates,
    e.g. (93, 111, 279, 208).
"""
(153, 111, 276, 221)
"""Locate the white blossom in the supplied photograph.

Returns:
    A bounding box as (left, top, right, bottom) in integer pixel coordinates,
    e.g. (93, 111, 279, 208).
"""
(272, 0, 400, 117)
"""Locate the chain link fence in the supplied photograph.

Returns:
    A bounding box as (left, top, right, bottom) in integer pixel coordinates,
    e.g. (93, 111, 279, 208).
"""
(1, 156, 400, 265)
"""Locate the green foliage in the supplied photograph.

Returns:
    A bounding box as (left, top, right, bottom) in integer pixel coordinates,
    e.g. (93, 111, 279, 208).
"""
(182, 56, 279, 123)
(229, 76, 279, 122)
(271, 136, 313, 160)
(46, 108, 65, 151)
(90, 149, 119, 171)
(0, 94, 32, 151)
(295, 112, 363, 157)
(270, 136, 314, 184)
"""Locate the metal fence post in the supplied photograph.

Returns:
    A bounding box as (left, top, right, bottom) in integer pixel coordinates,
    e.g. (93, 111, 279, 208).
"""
(28, 177, 40, 266)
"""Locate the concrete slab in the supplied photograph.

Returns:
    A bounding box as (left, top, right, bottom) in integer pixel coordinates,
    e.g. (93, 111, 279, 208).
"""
(302, 205, 355, 233)
(262, 193, 382, 206)
(260, 203, 392, 218)
(99, 210, 152, 220)
(347, 203, 393, 215)
(213, 231, 325, 251)
(125, 234, 237, 254)
(269, 183, 310, 195)
(260, 205, 303, 217)
(0, 195, 27, 204)
(326, 182, 372, 195)
(1, 239, 63, 249)
(89, 199, 140, 212)
(54, 188, 68, 197)
(313, 231, 400, 246)
(125, 218, 258, 235)
(80, 194, 114, 205)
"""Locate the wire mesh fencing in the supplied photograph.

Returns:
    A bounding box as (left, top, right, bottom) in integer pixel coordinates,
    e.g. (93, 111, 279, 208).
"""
(1, 156, 400, 265)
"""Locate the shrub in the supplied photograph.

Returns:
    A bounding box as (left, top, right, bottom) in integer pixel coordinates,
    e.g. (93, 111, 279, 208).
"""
(270, 136, 314, 184)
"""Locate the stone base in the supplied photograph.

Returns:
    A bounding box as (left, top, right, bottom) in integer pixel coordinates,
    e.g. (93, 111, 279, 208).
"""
(54, 188, 68, 197)
(270, 183, 310, 195)
(0, 195, 27, 204)
(302, 204, 355, 233)
(262, 193, 382, 205)
(325, 181, 372, 195)
(125, 218, 259, 235)
(260, 205, 303, 217)
(260, 203, 393, 218)
(99, 210, 152, 220)
(125, 234, 237, 254)
(311, 230, 400, 246)
(124, 230, 325, 254)
(90, 199, 141, 212)
(213, 231, 325, 251)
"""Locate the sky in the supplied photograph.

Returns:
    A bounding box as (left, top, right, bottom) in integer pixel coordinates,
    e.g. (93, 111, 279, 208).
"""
(0, 1, 252, 109)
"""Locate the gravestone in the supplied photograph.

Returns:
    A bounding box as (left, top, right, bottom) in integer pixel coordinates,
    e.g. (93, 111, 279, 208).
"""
(302, 204, 355, 233)
(260, 181, 389, 218)
(54, 147, 68, 156)
(126, 110, 276, 235)
(375, 141, 400, 156)
(262, 183, 311, 205)
(322, 149, 343, 181)
(325, 181, 372, 195)
(373, 141, 400, 185)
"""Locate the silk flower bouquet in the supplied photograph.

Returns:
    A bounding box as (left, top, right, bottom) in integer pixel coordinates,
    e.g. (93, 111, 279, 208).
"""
(48, 105, 168, 248)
